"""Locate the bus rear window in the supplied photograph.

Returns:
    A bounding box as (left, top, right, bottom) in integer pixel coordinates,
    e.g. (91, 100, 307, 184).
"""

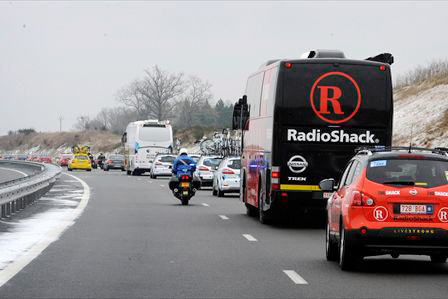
(367, 159, 448, 188)
(139, 127, 171, 142)
(281, 63, 390, 127)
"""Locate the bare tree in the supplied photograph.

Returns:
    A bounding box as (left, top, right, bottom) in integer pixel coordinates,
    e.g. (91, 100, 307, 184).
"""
(74, 115, 91, 131)
(117, 66, 184, 121)
(116, 80, 148, 119)
(176, 76, 213, 128)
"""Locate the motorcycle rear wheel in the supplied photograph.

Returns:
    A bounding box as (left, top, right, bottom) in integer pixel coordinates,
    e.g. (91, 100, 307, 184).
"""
(181, 197, 189, 205)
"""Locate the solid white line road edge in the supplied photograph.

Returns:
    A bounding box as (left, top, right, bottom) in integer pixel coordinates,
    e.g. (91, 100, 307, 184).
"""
(219, 215, 229, 220)
(242, 234, 257, 242)
(0, 167, 28, 177)
(0, 172, 91, 288)
(283, 270, 308, 285)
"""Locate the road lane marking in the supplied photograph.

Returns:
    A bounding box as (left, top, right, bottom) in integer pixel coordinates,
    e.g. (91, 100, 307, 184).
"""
(202, 203, 210, 207)
(283, 270, 308, 285)
(242, 234, 257, 242)
(219, 215, 229, 220)
(160, 184, 165, 187)
(0, 167, 27, 177)
(0, 172, 91, 289)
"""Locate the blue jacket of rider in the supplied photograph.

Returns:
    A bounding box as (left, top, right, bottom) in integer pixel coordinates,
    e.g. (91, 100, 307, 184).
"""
(172, 154, 196, 176)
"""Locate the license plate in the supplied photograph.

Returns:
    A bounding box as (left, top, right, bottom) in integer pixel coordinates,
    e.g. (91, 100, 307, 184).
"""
(181, 182, 190, 187)
(399, 204, 433, 214)
(183, 191, 189, 196)
(323, 192, 333, 199)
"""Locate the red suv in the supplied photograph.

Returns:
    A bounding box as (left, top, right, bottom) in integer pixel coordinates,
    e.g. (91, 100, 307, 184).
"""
(321, 147, 448, 270)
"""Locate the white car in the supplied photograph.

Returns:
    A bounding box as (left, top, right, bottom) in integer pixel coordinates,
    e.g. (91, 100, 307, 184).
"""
(194, 155, 223, 187)
(150, 154, 176, 179)
(212, 157, 241, 197)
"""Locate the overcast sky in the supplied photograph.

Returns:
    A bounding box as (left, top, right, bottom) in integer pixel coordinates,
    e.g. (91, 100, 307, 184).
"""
(1, 1, 447, 135)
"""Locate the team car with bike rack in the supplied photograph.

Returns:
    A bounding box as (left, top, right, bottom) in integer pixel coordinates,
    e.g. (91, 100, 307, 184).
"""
(321, 146, 448, 270)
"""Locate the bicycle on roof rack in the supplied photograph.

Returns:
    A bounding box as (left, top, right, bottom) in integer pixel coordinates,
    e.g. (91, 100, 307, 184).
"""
(355, 146, 448, 157)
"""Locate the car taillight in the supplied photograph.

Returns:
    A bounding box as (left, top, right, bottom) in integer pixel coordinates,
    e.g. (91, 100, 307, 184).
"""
(198, 166, 209, 171)
(222, 168, 235, 174)
(271, 166, 280, 190)
(351, 190, 375, 206)
(107, 160, 112, 164)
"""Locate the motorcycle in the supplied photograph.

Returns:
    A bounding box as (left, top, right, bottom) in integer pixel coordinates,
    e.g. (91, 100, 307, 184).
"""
(173, 170, 197, 205)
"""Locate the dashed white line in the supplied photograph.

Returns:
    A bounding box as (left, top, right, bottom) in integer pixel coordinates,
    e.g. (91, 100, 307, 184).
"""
(219, 215, 229, 220)
(201, 203, 210, 207)
(283, 270, 308, 285)
(242, 234, 257, 242)
(160, 184, 165, 187)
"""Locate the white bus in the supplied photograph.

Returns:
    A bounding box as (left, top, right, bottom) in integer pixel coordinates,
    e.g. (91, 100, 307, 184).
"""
(122, 120, 173, 175)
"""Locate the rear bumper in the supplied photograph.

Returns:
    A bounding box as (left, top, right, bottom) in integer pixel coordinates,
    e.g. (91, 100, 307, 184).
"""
(270, 190, 327, 212)
(345, 228, 448, 256)
(152, 168, 172, 176)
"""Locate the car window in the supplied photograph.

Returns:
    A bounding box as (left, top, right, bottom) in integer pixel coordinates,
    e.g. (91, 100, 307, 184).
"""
(110, 155, 124, 160)
(339, 160, 354, 187)
(227, 159, 241, 170)
(344, 161, 360, 186)
(75, 156, 88, 160)
(367, 158, 448, 188)
(159, 156, 176, 163)
(203, 158, 222, 168)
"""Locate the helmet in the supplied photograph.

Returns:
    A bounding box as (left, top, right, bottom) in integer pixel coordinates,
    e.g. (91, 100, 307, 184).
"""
(179, 148, 188, 155)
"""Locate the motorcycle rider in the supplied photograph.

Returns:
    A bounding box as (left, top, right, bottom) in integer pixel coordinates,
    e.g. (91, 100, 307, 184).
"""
(169, 148, 201, 191)
(97, 152, 106, 169)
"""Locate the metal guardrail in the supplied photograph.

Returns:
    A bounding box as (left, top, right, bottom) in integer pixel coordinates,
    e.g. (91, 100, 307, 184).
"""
(0, 160, 62, 219)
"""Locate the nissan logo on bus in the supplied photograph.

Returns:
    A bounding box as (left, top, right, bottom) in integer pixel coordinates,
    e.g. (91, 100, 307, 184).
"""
(310, 72, 362, 124)
(287, 155, 308, 173)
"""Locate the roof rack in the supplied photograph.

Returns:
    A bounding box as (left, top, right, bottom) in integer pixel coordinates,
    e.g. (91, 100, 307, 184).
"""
(355, 146, 448, 157)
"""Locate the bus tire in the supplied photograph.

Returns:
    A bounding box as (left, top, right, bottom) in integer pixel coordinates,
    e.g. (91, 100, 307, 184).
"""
(258, 186, 271, 224)
(245, 203, 257, 217)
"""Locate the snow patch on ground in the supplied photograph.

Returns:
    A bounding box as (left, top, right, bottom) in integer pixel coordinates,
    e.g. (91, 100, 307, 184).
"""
(393, 84, 448, 147)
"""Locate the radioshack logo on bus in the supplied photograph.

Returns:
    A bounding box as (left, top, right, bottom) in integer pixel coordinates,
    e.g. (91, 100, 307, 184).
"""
(286, 128, 380, 144)
(310, 72, 361, 124)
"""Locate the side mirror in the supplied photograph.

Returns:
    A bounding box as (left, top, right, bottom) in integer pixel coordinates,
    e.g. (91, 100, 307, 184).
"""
(319, 178, 335, 192)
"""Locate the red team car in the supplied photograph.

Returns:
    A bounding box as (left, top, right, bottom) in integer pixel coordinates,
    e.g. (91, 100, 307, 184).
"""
(321, 147, 448, 270)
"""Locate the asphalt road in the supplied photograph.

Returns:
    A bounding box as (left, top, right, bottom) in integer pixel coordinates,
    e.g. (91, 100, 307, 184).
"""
(0, 161, 37, 183)
(1, 169, 448, 298)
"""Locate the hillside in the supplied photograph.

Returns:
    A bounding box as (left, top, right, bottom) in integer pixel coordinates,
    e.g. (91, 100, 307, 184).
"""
(393, 81, 448, 147)
(0, 131, 122, 155)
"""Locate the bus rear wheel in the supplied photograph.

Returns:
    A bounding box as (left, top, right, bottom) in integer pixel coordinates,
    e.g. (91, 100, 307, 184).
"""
(258, 187, 271, 224)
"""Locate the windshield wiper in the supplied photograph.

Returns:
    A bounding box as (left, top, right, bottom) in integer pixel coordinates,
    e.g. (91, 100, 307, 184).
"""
(382, 181, 415, 186)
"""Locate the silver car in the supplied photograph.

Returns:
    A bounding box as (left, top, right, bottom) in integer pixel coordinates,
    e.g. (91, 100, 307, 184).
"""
(212, 157, 241, 197)
(194, 155, 223, 188)
(150, 154, 176, 179)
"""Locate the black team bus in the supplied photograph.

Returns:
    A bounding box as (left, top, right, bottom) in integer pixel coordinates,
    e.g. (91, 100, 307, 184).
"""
(233, 50, 394, 224)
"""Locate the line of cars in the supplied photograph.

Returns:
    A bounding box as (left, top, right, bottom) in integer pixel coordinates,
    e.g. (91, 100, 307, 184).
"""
(0, 153, 54, 163)
(149, 153, 241, 197)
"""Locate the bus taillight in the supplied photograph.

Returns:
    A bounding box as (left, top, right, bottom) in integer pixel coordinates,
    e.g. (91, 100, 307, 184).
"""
(272, 166, 280, 190)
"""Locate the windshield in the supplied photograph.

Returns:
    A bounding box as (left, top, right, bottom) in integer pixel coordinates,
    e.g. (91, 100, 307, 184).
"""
(367, 158, 448, 188)
(227, 159, 241, 170)
(138, 127, 171, 142)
